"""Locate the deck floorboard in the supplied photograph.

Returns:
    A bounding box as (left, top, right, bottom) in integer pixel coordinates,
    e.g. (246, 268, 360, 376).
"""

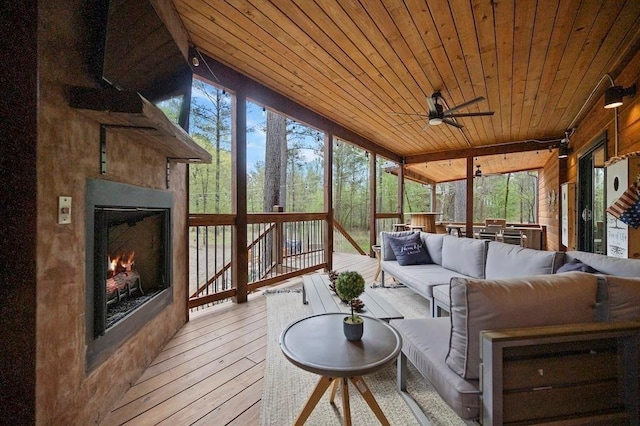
(101, 252, 379, 425)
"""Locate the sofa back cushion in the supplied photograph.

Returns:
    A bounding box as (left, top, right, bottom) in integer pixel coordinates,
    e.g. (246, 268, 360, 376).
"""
(420, 232, 444, 265)
(485, 242, 564, 279)
(380, 231, 416, 261)
(606, 276, 640, 321)
(565, 251, 640, 277)
(441, 235, 487, 278)
(446, 272, 599, 380)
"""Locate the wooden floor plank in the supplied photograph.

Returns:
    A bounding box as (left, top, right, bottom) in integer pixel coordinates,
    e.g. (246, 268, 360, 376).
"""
(102, 253, 376, 426)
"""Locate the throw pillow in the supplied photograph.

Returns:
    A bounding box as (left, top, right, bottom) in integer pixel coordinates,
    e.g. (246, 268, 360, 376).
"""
(387, 233, 431, 266)
(556, 259, 600, 274)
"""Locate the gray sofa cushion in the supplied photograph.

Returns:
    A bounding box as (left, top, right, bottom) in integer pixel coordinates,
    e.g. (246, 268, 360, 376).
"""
(441, 235, 487, 279)
(381, 261, 468, 298)
(606, 276, 640, 321)
(432, 284, 450, 308)
(565, 251, 640, 277)
(446, 272, 599, 380)
(390, 318, 479, 420)
(485, 241, 563, 279)
(420, 233, 444, 265)
(380, 231, 416, 261)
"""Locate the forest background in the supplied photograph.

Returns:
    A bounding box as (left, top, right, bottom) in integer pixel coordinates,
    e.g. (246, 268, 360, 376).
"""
(160, 78, 537, 252)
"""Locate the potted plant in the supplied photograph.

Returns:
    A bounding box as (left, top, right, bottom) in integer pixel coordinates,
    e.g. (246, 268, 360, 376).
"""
(335, 271, 366, 341)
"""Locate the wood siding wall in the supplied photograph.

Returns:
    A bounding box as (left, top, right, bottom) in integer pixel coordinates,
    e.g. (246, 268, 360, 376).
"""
(34, 1, 189, 424)
(539, 155, 561, 251)
(555, 47, 640, 250)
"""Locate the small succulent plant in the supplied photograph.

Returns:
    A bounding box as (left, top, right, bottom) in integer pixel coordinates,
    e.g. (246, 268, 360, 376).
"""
(335, 271, 365, 323)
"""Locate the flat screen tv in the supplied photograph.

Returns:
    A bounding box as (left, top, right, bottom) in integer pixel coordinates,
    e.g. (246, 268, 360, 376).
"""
(94, 0, 190, 100)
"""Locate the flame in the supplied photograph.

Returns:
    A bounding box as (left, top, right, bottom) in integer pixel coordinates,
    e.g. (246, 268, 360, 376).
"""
(107, 251, 135, 277)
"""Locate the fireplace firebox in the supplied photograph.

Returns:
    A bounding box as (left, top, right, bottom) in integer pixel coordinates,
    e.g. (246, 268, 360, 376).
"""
(85, 179, 173, 370)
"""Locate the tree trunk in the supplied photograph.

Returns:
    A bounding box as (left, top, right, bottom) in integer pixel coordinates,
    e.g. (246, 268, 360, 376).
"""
(454, 180, 466, 222)
(503, 173, 511, 219)
(263, 111, 286, 212)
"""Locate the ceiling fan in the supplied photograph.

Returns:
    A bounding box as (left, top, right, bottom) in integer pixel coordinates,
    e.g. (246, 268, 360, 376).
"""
(394, 92, 494, 129)
(474, 164, 507, 178)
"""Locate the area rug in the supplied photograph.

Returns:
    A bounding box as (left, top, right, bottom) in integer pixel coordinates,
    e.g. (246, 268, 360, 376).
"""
(259, 285, 465, 425)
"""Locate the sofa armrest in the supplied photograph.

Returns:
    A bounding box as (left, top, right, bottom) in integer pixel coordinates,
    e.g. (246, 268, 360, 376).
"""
(480, 321, 640, 426)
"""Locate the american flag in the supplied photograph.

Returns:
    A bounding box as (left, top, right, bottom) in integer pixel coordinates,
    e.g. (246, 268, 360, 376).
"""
(607, 181, 640, 228)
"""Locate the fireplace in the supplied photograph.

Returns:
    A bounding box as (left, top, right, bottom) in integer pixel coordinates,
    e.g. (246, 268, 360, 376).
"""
(85, 179, 173, 370)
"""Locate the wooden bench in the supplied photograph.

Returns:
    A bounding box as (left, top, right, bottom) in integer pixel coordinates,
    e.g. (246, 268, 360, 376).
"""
(302, 273, 403, 322)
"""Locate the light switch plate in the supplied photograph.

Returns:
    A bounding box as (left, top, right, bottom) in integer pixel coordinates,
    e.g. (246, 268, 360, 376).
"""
(58, 196, 72, 224)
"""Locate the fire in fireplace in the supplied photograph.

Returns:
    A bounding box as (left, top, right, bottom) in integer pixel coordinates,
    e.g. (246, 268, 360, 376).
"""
(85, 179, 173, 370)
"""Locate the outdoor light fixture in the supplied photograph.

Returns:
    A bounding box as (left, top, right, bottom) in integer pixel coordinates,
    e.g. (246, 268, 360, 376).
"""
(558, 140, 570, 159)
(604, 84, 636, 109)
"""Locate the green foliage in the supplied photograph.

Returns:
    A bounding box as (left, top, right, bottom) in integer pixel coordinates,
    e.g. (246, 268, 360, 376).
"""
(335, 271, 365, 320)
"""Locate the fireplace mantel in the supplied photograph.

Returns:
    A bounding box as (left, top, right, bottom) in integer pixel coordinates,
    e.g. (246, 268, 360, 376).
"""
(69, 86, 212, 163)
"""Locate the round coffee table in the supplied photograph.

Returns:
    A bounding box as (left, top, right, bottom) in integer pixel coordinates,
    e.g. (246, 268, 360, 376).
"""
(279, 313, 402, 425)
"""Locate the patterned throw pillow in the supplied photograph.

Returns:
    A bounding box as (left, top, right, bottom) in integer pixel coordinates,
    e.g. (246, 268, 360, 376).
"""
(387, 233, 432, 266)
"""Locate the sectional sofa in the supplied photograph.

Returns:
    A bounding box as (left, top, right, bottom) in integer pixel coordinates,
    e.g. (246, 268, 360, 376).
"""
(380, 231, 564, 316)
(379, 231, 640, 424)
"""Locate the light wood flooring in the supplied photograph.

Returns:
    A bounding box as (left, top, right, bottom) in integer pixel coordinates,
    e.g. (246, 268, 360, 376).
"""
(101, 252, 379, 425)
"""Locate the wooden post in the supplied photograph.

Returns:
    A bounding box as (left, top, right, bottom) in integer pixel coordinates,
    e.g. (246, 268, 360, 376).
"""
(273, 205, 284, 268)
(324, 134, 334, 271)
(398, 161, 405, 224)
(233, 90, 248, 303)
(369, 152, 377, 256)
(466, 157, 474, 238)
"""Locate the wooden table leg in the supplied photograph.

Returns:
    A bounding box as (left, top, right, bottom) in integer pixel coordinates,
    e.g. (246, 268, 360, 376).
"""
(350, 376, 390, 426)
(329, 377, 340, 403)
(294, 376, 333, 426)
(341, 378, 352, 426)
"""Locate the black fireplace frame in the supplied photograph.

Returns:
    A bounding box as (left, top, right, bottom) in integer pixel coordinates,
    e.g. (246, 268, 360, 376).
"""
(85, 179, 173, 371)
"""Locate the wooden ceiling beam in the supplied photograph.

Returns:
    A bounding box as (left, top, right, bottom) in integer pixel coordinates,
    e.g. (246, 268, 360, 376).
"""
(190, 47, 402, 163)
(149, 0, 191, 60)
(405, 138, 563, 164)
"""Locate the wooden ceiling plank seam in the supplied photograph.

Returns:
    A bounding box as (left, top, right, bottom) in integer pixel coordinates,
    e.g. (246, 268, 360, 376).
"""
(447, 0, 493, 145)
(471, 0, 502, 144)
(403, 0, 485, 149)
(525, 0, 586, 137)
(540, 0, 608, 132)
(517, 0, 560, 141)
(321, 0, 450, 152)
(380, 0, 461, 149)
(208, 0, 402, 136)
(180, 3, 403, 150)
(509, 0, 538, 140)
(554, 1, 640, 130)
(493, 0, 515, 141)
(247, 0, 418, 144)
(381, 0, 469, 150)
(288, 0, 430, 153)
(318, 0, 433, 121)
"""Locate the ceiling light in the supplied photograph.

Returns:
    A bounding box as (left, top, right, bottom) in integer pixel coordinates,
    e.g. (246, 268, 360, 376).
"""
(558, 139, 570, 159)
(428, 117, 443, 125)
(604, 84, 636, 109)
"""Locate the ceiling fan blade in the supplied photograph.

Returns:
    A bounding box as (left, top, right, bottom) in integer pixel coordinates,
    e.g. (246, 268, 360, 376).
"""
(443, 96, 485, 114)
(442, 118, 464, 129)
(393, 117, 428, 127)
(446, 111, 494, 118)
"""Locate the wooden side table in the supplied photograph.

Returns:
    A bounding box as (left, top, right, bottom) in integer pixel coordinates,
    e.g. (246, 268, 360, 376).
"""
(280, 313, 402, 425)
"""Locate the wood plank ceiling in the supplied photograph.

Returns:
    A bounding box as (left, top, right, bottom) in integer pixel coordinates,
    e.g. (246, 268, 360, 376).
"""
(173, 0, 640, 183)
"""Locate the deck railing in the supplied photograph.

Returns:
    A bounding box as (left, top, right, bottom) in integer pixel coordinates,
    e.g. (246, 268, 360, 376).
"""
(188, 212, 328, 308)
